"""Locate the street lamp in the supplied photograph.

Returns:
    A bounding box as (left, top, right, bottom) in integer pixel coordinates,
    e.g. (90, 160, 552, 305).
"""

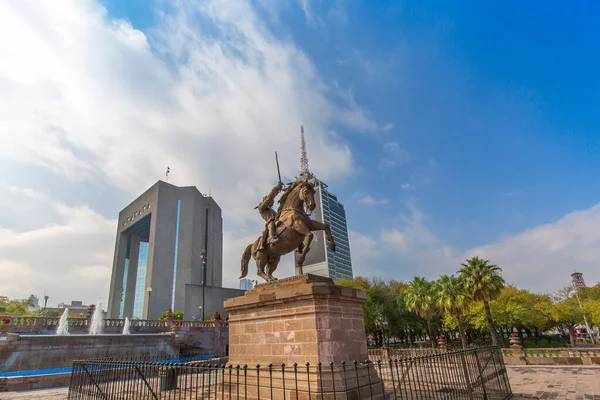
(200, 249, 207, 321)
(571, 286, 596, 345)
(146, 287, 152, 319)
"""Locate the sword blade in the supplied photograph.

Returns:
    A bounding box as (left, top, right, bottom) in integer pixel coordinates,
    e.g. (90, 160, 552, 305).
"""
(275, 151, 282, 183)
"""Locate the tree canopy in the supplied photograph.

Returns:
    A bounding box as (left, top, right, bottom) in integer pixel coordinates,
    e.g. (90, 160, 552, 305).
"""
(336, 265, 598, 347)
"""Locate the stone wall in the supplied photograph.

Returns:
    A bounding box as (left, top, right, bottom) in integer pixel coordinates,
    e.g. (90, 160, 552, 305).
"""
(175, 324, 229, 355)
(0, 316, 217, 335)
(502, 348, 600, 366)
(0, 373, 72, 392)
(0, 333, 179, 372)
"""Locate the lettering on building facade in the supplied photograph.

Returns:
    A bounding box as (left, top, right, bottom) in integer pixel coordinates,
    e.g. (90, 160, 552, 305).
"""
(122, 203, 151, 227)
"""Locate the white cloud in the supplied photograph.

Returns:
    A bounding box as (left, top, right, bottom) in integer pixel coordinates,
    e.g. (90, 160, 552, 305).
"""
(401, 183, 410, 190)
(350, 201, 600, 293)
(0, 187, 115, 305)
(348, 230, 388, 278)
(380, 141, 410, 169)
(0, 0, 378, 303)
(465, 204, 600, 293)
(380, 202, 441, 252)
(382, 122, 395, 132)
(358, 195, 388, 206)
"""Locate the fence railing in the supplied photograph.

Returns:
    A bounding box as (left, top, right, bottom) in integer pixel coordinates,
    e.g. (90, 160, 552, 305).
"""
(67, 346, 511, 399)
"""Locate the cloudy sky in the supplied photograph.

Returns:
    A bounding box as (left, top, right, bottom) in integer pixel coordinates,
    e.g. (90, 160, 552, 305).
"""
(1, 1, 600, 307)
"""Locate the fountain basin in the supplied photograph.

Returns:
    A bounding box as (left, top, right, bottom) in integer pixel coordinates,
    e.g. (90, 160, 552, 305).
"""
(0, 333, 179, 373)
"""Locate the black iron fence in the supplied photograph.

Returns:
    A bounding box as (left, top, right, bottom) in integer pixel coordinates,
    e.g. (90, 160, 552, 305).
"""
(68, 346, 511, 399)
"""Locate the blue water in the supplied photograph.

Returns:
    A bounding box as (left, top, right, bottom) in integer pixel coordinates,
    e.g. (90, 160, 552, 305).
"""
(0, 367, 72, 377)
(0, 355, 217, 377)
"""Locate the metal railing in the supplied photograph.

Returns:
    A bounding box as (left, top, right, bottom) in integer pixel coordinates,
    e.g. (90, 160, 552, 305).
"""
(68, 346, 511, 399)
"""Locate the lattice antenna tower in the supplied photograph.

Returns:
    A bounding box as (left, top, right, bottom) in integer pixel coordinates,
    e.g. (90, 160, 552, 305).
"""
(300, 125, 310, 176)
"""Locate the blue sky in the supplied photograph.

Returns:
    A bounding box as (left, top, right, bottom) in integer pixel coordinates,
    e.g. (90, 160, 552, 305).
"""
(1, 0, 599, 305)
(101, 0, 600, 240)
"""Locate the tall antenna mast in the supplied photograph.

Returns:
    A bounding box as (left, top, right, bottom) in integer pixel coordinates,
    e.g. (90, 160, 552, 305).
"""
(300, 125, 310, 176)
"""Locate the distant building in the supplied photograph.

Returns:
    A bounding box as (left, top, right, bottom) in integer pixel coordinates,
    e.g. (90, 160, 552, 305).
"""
(571, 272, 586, 289)
(27, 295, 40, 311)
(293, 128, 353, 281)
(107, 180, 243, 320)
(239, 278, 254, 291)
(58, 301, 89, 312)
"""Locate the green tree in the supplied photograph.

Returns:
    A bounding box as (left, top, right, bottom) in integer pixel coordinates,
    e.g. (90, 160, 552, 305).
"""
(405, 277, 437, 347)
(490, 287, 554, 339)
(458, 256, 505, 346)
(550, 297, 583, 347)
(583, 300, 600, 332)
(158, 309, 184, 320)
(434, 275, 470, 348)
(0, 296, 35, 315)
(338, 277, 410, 346)
(579, 283, 600, 302)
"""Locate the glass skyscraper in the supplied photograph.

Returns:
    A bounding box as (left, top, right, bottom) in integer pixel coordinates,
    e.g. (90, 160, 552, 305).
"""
(239, 278, 254, 291)
(294, 176, 353, 281)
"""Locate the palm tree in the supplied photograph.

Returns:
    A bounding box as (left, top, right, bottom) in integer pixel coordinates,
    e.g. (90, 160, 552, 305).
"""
(405, 277, 436, 347)
(458, 256, 505, 346)
(434, 275, 470, 348)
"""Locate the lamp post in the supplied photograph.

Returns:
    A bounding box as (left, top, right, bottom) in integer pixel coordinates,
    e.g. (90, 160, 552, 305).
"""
(572, 285, 596, 345)
(200, 249, 207, 321)
(146, 287, 152, 319)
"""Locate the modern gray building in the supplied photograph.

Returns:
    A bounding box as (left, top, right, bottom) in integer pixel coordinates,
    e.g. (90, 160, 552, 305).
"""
(107, 180, 243, 320)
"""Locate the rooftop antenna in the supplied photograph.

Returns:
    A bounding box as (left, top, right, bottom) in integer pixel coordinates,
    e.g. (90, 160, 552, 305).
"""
(166, 166, 170, 183)
(300, 125, 310, 176)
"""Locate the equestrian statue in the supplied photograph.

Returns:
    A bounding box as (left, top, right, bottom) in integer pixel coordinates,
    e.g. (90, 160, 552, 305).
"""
(240, 153, 336, 282)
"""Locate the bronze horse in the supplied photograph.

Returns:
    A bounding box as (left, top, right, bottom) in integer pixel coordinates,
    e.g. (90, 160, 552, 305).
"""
(240, 180, 336, 282)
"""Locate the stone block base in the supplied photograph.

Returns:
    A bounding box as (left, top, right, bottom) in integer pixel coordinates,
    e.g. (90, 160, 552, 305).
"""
(216, 364, 385, 400)
(223, 274, 383, 398)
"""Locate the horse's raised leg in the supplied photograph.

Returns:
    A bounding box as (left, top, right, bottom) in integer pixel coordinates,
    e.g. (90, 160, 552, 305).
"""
(296, 231, 314, 272)
(289, 216, 314, 272)
(255, 252, 270, 282)
(265, 255, 281, 281)
(308, 219, 336, 251)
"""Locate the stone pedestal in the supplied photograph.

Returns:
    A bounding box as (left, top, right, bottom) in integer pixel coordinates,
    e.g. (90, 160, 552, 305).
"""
(223, 274, 383, 399)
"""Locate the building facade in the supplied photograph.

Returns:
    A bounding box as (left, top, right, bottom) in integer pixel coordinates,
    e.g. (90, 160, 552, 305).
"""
(107, 181, 230, 320)
(58, 301, 89, 312)
(294, 177, 353, 281)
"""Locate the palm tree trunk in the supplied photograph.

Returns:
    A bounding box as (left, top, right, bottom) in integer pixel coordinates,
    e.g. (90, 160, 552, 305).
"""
(456, 315, 468, 349)
(483, 300, 499, 346)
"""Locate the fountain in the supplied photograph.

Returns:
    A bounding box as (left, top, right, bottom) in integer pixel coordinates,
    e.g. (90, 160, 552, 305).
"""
(122, 317, 131, 335)
(88, 301, 104, 335)
(56, 308, 70, 336)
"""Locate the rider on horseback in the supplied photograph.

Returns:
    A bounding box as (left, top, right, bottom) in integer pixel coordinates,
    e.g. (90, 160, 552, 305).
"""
(255, 181, 284, 251)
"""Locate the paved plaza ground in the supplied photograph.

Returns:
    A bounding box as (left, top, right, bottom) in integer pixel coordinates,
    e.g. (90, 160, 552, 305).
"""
(1, 366, 599, 399)
(508, 366, 600, 399)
